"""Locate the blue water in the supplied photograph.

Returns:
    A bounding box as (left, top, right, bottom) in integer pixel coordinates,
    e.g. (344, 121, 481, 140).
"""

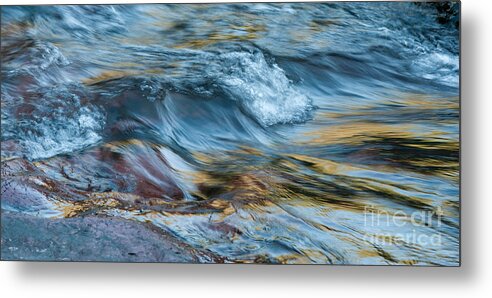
(1, 3, 459, 265)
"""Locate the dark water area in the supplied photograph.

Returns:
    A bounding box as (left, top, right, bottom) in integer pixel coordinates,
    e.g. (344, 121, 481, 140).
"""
(1, 3, 459, 265)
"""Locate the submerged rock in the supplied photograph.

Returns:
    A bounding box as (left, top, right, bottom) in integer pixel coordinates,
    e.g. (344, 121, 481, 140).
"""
(1, 157, 224, 262)
(1, 212, 198, 262)
(415, 1, 460, 29)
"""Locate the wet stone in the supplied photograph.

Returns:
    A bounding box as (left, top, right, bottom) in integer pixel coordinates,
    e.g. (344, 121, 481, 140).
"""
(1, 212, 198, 262)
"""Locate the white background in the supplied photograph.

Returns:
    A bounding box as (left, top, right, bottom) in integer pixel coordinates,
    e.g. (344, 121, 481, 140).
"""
(1, 0, 490, 297)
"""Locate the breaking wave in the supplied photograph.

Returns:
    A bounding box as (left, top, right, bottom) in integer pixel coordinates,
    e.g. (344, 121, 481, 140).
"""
(215, 51, 314, 127)
(2, 87, 105, 160)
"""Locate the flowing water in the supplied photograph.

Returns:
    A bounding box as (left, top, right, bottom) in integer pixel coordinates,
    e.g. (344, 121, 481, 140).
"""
(1, 3, 459, 265)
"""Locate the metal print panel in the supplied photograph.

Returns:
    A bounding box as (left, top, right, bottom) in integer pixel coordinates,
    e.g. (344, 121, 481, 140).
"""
(0, 2, 460, 265)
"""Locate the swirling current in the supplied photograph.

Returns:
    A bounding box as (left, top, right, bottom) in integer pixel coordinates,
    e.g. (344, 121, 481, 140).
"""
(1, 3, 460, 265)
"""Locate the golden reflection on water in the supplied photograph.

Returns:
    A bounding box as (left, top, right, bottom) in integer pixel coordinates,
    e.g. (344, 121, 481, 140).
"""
(4, 90, 459, 264)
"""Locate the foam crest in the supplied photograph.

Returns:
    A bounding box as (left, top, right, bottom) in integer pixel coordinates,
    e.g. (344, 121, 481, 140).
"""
(215, 51, 314, 127)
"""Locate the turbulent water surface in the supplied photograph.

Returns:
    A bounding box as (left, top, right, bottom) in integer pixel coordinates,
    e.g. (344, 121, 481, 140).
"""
(1, 3, 459, 265)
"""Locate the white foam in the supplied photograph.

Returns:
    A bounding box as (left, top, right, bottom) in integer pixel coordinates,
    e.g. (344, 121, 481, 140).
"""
(412, 52, 459, 87)
(20, 106, 105, 160)
(216, 51, 314, 127)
